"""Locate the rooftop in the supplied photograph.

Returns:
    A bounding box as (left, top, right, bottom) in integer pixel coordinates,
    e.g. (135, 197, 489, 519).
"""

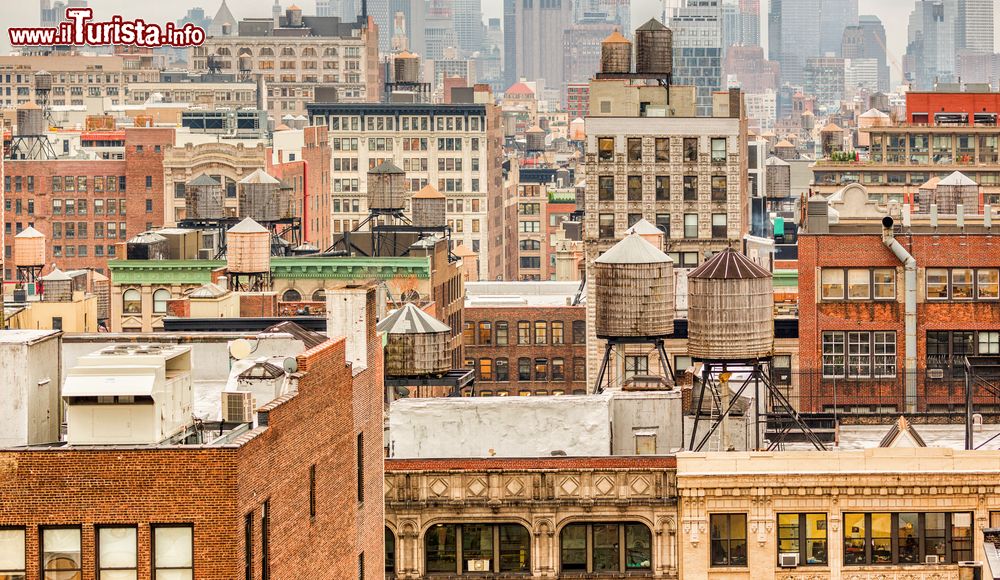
(465, 281, 583, 307)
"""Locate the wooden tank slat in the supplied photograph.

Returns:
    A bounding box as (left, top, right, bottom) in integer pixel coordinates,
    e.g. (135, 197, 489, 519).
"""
(386, 332, 452, 376)
(227, 232, 271, 273)
(594, 261, 674, 337)
(412, 198, 446, 228)
(687, 277, 774, 359)
(13, 237, 45, 267)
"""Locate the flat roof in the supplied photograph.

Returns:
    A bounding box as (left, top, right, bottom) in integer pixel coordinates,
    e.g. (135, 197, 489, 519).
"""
(465, 281, 582, 307)
(0, 329, 60, 344)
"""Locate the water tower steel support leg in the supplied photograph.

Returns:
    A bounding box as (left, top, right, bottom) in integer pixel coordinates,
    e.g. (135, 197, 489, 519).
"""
(655, 339, 675, 386)
(689, 366, 710, 450)
(594, 342, 613, 394)
(754, 363, 761, 451)
(694, 373, 755, 452)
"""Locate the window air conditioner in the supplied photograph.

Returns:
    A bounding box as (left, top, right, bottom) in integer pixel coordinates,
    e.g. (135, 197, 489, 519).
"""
(925, 555, 941, 564)
(222, 391, 254, 423)
(927, 369, 945, 379)
(778, 553, 799, 568)
(466, 559, 491, 572)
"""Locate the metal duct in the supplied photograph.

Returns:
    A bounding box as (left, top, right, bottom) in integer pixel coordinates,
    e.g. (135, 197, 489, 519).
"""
(882, 216, 916, 413)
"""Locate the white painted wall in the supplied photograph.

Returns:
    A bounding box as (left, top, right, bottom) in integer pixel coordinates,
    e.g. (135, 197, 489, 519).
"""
(611, 390, 684, 455)
(0, 330, 61, 447)
(389, 394, 613, 458)
(327, 288, 369, 373)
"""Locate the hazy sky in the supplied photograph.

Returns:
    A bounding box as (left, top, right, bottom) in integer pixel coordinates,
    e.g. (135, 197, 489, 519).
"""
(2, 0, 999, 83)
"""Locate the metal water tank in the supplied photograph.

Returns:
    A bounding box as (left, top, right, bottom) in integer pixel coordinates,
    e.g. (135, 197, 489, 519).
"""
(13, 226, 46, 267)
(687, 248, 774, 360)
(33, 70, 53, 92)
(411, 184, 447, 228)
(635, 18, 673, 76)
(367, 160, 406, 211)
(125, 232, 168, 260)
(377, 303, 452, 376)
(238, 169, 285, 222)
(600, 29, 632, 74)
(226, 217, 271, 274)
(39, 268, 73, 302)
(765, 156, 791, 199)
(185, 174, 225, 219)
(934, 171, 980, 214)
(525, 125, 546, 152)
(238, 50, 253, 72)
(594, 233, 675, 338)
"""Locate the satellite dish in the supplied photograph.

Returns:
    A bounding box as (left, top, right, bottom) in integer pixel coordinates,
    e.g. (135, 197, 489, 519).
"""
(282, 357, 298, 374)
(229, 339, 253, 360)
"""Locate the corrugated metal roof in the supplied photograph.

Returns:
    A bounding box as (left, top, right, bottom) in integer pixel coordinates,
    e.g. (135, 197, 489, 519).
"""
(127, 232, 167, 244)
(262, 321, 328, 349)
(187, 174, 220, 186)
(227, 217, 268, 234)
(688, 247, 771, 279)
(594, 233, 671, 265)
(238, 168, 280, 184)
(369, 159, 404, 174)
(377, 302, 450, 334)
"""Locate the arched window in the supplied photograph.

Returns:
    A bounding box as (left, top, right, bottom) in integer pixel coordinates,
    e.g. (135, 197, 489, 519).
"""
(385, 527, 395, 575)
(152, 289, 171, 314)
(311, 289, 326, 301)
(323, 47, 338, 57)
(123, 289, 141, 314)
(216, 47, 231, 56)
(282, 289, 301, 302)
(259, 47, 274, 57)
(301, 47, 317, 57)
(560, 522, 652, 574)
(280, 46, 296, 57)
(425, 523, 530, 574)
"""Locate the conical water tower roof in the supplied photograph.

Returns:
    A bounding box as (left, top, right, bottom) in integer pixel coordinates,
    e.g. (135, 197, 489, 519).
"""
(228, 217, 268, 234)
(239, 168, 280, 184)
(636, 18, 668, 31)
(187, 174, 220, 186)
(938, 171, 977, 187)
(625, 218, 662, 236)
(412, 184, 445, 199)
(369, 159, 404, 174)
(688, 247, 770, 280)
(376, 302, 451, 334)
(595, 233, 672, 265)
(15, 226, 44, 238)
(602, 29, 631, 44)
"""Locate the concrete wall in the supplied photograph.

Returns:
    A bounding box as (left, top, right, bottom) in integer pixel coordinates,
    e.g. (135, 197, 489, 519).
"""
(611, 390, 684, 455)
(0, 331, 61, 447)
(389, 394, 613, 458)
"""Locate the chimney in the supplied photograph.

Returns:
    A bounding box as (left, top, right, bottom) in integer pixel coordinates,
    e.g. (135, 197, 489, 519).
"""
(985, 204, 993, 229)
(930, 204, 938, 228)
(957, 204, 965, 229)
(325, 285, 371, 372)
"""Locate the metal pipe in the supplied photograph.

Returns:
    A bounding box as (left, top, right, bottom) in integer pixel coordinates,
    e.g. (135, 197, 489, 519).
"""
(882, 216, 917, 413)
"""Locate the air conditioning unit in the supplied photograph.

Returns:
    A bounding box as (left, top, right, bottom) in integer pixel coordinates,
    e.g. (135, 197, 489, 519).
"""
(222, 391, 254, 423)
(466, 559, 491, 572)
(925, 555, 941, 564)
(778, 553, 799, 568)
(927, 368, 945, 379)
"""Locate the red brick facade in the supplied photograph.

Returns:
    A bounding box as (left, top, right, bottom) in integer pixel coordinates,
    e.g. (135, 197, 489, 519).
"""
(906, 92, 1000, 123)
(462, 305, 587, 395)
(0, 293, 385, 579)
(798, 232, 1000, 413)
(3, 128, 174, 279)
(267, 126, 333, 251)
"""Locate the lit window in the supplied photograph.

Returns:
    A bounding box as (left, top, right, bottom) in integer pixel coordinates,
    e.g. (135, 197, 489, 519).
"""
(821, 269, 845, 300)
(926, 268, 948, 299)
(777, 514, 827, 566)
(153, 525, 194, 579)
(710, 514, 747, 567)
(122, 289, 141, 314)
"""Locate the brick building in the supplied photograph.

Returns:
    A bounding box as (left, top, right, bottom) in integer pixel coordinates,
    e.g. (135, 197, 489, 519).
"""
(0, 55, 159, 108)
(3, 128, 174, 279)
(798, 213, 1000, 413)
(462, 282, 587, 395)
(0, 286, 385, 579)
(509, 181, 577, 281)
(267, 126, 333, 250)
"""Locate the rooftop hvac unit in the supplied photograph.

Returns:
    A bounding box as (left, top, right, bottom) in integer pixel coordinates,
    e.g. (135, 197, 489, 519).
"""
(222, 391, 255, 423)
(925, 555, 941, 564)
(466, 560, 491, 572)
(778, 553, 799, 568)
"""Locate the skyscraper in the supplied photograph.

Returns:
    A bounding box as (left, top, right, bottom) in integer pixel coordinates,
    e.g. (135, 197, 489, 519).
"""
(389, 0, 426, 56)
(453, 0, 485, 54)
(671, 0, 723, 117)
(316, 0, 358, 21)
(505, 0, 572, 95)
(958, 0, 995, 54)
(720, 0, 740, 57)
(773, 0, 857, 87)
(842, 16, 890, 93)
(905, 0, 957, 89)
(819, 0, 859, 56)
(767, 0, 782, 61)
(739, 0, 761, 46)
(367, 0, 393, 52)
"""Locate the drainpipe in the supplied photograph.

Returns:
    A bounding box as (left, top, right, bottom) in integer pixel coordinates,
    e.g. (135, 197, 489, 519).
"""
(881, 216, 917, 413)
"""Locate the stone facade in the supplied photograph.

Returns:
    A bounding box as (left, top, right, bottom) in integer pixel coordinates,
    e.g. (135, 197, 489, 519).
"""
(385, 457, 680, 578)
(162, 141, 268, 225)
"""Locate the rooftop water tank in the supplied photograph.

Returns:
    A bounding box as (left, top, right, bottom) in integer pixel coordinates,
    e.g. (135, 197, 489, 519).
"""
(594, 233, 675, 339)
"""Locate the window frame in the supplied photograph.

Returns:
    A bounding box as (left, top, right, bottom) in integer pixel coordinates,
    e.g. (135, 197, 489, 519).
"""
(843, 512, 972, 566)
(0, 527, 25, 579)
(709, 514, 747, 568)
(41, 526, 82, 578)
(424, 523, 532, 575)
(777, 513, 827, 566)
(559, 522, 652, 574)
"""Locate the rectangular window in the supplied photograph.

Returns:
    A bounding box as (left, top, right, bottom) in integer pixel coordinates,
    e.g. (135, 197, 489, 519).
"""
(683, 175, 698, 200)
(848, 269, 871, 300)
(627, 175, 643, 201)
(711, 214, 727, 238)
(534, 358, 548, 381)
(979, 331, 1000, 355)
(43, 527, 81, 578)
(926, 268, 949, 299)
(261, 501, 270, 580)
(599, 175, 614, 201)
(599, 214, 615, 239)
(844, 512, 972, 566)
(153, 525, 194, 579)
(778, 514, 827, 566)
(551, 358, 565, 381)
(495, 358, 509, 381)
(495, 322, 508, 346)
(478, 321, 492, 345)
(822, 332, 845, 377)
(684, 138, 698, 162)
(655, 176, 669, 201)
(952, 268, 974, 299)
(684, 214, 698, 238)
(518, 358, 531, 381)
(821, 269, 845, 300)
(627, 137, 642, 162)
(551, 321, 564, 345)
(711, 176, 727, 201)
(710, 514, 747, 567)
(0, 528, 25, 579)
(978, 269, 999, 299)
(654, 138, 669, 162)
(534, 321, 547, 345)
(874, 268, 895, 300)
(874, 332, 897, 377)
(598, 137, 614, 161)
(711, 137, 727, 163)
(245, 514, 254, 580)
(624, 355, 648, 379)
(517, 322, 530, 345)
(309, 464, 317, 518)
(847, 332, 872, 378)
